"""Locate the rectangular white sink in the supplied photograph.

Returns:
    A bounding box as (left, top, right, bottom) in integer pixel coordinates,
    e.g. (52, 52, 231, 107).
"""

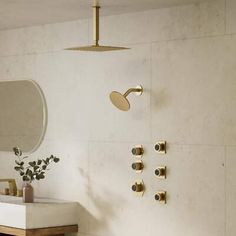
(0, 195, 78, 229)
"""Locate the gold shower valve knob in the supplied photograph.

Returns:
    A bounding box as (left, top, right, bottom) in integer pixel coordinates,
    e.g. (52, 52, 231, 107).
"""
(131, 161, 144, 172)
(155, 141, 166, 154)
(155, 191, 167, 204)
(131, 181, 144, 196)
(155, 166, 166, 179)
(132, 183, 143, 192)
(131, 145, 144, 156)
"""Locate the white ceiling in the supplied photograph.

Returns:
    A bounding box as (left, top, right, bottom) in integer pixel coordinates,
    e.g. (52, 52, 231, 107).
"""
(0, 0, 207, 30)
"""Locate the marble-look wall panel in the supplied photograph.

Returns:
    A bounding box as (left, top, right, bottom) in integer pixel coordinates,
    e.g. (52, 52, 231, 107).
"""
(226, 0, 236, 34)
(0, 55, 36, 80)
(0, 20, 89, 57)
(95, 0, 225, 46)
(151, 35, 236, 145)
(34, 52, 87, 142)
(88, 142, 225, 236)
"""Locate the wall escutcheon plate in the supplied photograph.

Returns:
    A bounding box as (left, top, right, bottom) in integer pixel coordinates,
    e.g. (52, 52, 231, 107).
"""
(135, 85, 143, 96)
(155, 141, 166, 154)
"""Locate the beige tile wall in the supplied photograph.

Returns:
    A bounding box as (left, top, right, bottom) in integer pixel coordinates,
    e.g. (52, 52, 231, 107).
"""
(0, 0, 235, 235)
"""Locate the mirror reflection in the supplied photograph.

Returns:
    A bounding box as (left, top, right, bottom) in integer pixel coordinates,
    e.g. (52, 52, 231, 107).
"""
(0, 80, 47, 153)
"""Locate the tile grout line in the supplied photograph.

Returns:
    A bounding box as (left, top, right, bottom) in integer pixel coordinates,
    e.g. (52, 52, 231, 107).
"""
(1, 32, 236, 59)
(87, 141, 91, 236)
(224, 145, 227, 236)
(225, 0, 227, 34)
(149, 43, 153, 140)
(43, 137, 236, 147)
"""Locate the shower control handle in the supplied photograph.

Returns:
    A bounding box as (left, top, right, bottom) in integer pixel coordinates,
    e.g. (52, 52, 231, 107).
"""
(155, 191, 167, 204)
(131, 146, 144, 156)
(155, 166, 166, 178)
(132, 182, 144, 192)
(132, 180, 145, 196)
(131, 161, 144, 171)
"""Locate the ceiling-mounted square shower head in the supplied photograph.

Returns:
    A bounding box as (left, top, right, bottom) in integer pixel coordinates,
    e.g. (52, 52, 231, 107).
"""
(65, 5, 130, 52)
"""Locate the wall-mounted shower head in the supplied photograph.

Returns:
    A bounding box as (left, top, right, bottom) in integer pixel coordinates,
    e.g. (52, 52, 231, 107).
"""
(109, 85, 143, 111)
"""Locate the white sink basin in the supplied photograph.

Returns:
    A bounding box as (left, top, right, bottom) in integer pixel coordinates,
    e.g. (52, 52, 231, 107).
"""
(0, 195, 78, 229)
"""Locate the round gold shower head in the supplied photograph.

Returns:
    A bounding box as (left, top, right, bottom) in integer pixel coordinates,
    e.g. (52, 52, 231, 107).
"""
(109, 85, 143, 111)
(110, 91, 130, 111)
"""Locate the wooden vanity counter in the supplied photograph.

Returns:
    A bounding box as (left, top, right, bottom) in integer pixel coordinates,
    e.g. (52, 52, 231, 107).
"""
(0, 196, 78, 236)
(0, 224, 78, 236)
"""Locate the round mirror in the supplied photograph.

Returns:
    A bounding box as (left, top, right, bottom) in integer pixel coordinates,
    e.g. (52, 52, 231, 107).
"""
(0, 80, 47, 153)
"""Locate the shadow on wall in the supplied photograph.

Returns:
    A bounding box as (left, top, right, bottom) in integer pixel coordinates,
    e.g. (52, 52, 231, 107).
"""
(77, 168, 126, 236)
(0, 151, 125, 236)
(33, 163, 121, 236)
(87, 187, 124, 235)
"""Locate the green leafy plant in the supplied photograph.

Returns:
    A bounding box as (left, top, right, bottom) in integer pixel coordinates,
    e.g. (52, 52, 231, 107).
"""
(13, 147, 60, 183)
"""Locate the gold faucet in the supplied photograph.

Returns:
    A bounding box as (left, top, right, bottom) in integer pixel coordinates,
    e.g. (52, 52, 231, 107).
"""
(0, 179, 17, 196)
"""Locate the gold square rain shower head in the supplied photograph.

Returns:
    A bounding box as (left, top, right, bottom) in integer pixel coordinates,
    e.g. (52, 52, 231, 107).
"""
(65, 5, 130, 52)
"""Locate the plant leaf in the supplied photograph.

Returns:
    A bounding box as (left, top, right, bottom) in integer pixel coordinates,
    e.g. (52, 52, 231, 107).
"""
(22, 176, 30, 181)
(42, 165, 47, 170)
(34, 166, 40, 171)
(38, 173, 45, 179)
(13, 147, 22, 156)
(15, 160, 21, 165)
(37, 160, 42, 165)
(43, 160, 47, 164)
(14, 166, 21, 171)
(53, 157, 60, 163)
(26, 169, 33, 176)
(29, 161, 36, 167)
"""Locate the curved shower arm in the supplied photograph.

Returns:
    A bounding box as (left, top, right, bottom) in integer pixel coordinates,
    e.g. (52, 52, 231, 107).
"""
(123, 87, 143, 98)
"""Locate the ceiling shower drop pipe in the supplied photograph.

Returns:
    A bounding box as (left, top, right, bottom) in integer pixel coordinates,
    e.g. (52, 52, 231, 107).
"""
(93, 5, 100, 46)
